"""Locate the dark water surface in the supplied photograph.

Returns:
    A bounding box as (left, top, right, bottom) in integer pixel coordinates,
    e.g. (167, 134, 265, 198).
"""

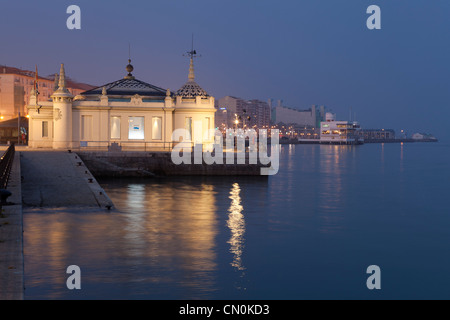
(23, 142, 450, 299)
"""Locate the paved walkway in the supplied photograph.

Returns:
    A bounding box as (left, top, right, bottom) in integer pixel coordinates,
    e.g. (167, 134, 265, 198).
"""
(20, 151, 113, 208)
(0, 150, 114, 300)
(0, 151, 24, 300)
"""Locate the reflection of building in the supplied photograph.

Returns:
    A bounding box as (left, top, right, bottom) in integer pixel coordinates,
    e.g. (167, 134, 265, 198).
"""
(24, 179, 219, 299)
(0, 65, 93, 120)
(215, 96, 270, 130)
(27, 54, 216, 149)
(271, 103, 326, 128)
(320, 112, 363, 144)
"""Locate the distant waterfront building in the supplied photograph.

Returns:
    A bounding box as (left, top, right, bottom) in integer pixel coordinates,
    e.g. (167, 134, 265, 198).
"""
(26, 54, 215, 149)
(215, 96, 270, 130)
(320, 112, 362, 144)
(360, 129, 395, 141)
(272, 103, 326, 128)
(0, 65, 93, 120)
(411, 132, 437, 141)
(248, 99, 271, 128)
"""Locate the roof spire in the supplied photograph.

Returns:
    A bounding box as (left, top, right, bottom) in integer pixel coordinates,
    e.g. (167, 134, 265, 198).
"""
(58, 63, 67, 90)
(184, 33, 200, 82)
(52, 63, 72, 97)
(176, 34, 208, 97)
(188, 57, 195, 81)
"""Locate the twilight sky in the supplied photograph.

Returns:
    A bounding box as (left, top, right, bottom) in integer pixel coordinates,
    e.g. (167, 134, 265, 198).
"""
(1, 0, 449, 138)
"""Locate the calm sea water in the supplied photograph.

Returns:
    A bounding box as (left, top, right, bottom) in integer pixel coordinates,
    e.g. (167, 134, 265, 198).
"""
(23, 142, 450, 299)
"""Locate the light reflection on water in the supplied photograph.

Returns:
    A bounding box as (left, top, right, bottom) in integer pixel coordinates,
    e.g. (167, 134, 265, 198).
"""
(227, 183, 245, 271)
(23, 142, 450, 299)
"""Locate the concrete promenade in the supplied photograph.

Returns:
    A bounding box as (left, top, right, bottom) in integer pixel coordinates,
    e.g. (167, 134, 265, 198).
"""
(20, 150, 113, 208)
(0, 148, 114, 300)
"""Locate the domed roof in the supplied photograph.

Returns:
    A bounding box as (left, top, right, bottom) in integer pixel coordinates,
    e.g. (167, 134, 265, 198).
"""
(175, 57, 208, 97)
(81, 59, 169, 98)
(81, 78, 168, 98)
(176, 80, 208, 97)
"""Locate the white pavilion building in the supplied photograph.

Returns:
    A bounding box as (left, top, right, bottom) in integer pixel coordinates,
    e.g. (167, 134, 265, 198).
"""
(26, 55, 216, 150)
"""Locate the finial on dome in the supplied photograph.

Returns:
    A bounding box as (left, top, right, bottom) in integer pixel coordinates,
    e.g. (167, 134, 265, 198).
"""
(125, 59, 135, 79)
(166, 88, 171, 96)
(102, 86, 107, 95)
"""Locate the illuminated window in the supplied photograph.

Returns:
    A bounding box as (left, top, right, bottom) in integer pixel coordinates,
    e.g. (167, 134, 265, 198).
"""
(205, 117, 210, 139)
(42, 121, 48, 137)
(152, 117, 162, 140)
(81, 115, 93, 140)
(110, 116, 121, 140)
(128, 116, 145, 140)
(185, 117, 192, 140)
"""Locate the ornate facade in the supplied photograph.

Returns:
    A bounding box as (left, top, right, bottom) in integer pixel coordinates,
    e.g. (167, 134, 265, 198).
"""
(26, 57, 215, 150)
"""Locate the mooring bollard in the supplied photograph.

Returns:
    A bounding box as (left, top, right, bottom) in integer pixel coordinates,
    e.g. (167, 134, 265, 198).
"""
(0, 189, 11, 203)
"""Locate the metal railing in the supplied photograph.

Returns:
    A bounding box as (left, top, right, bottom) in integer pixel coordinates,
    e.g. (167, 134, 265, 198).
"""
(0, 144, 15, 190)
(71, 141, 176, 152)
(70, 140, 263, 153)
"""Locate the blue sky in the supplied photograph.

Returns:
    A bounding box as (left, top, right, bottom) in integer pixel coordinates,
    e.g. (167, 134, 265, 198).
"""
(1, 0, 449, 138)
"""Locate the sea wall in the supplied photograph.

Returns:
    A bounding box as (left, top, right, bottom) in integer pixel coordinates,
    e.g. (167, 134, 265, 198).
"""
(78, 151, 269, 177)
